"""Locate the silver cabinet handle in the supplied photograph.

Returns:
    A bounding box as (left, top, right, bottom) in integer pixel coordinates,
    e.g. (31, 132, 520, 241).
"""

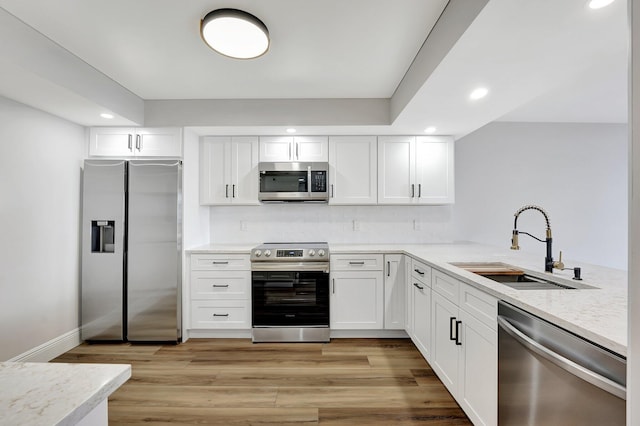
(387, 261, 391, 277)
(225, 184, 229, 198)
(413, 282, 424, 290)
(414, 268, 425, 276)
(212, 261, 229, 265)
(213, 313, 229, 317)
(296, 142, 299, 159)
(212, 284, 229, 288)
(232, 184, 236, 198)
(349, 261, 365, 265)
(411, 184, 415, 198)
(128, 134, 133, 151)
(497, 316, 626, 400)
(135, 134, 141, 151)
(331, 184, 334, 198)
(418, 183, 422, 198)
(289, 142, 292, 160)
(332, 278, 335, 294)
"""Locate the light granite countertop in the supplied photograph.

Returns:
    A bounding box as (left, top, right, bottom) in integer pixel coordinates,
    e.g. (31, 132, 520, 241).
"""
(186, 241, 628, 356)
(0, 362, 131, 426)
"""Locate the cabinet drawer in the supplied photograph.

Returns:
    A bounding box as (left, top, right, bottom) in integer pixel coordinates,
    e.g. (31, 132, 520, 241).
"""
(191, 300, 251, 329)
(432, 270, 460, 303)
(411, 258, 431, 285)
(191, 270, 250, 300)
(459, 282, 498, 330)
(190, 254, 250, 270)
(331, 254, 383, 271)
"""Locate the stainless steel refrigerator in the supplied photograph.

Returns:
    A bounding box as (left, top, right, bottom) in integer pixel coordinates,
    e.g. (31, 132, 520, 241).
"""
(81, 159, 182, 342)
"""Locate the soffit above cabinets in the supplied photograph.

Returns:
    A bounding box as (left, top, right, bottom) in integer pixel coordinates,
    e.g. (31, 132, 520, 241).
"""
(0, 0, 628, 137)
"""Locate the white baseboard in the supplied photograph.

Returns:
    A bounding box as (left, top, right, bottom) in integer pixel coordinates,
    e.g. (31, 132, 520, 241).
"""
(9, 328, 81, 362)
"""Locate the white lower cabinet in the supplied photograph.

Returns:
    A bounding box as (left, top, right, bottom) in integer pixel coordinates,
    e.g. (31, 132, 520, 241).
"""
(330, 254, 384, 329)
(430, 270, 498, 426)
(383, 254, 405, 329)
(189, 253, 251, 330)
(408, 258, 432, 360)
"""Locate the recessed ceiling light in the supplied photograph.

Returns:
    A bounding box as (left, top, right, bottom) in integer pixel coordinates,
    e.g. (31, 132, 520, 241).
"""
(424, 126, 437, 134)
(286, 128, 297, 134)
(469, 87, 489, 101)
(100, 113, 114, 119)
(201, 9, 269, 59)
(588, 0, 615, 9)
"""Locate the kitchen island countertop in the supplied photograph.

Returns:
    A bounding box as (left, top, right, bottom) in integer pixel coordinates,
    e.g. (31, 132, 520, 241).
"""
(0, 361, 131, 426)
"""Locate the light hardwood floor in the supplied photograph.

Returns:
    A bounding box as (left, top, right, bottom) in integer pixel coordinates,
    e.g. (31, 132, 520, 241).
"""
(51, 338, 471, 425)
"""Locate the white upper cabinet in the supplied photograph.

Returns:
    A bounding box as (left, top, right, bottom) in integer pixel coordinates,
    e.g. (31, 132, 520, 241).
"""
(259, 136, 328, 162)
(89, 127, 182, 157)
(328, 136, 377, 205)
(415, 136, 455, 204)
(378, 136, 416, 204)
(200, 136, 259, 205)
(378, 136, 454, 205)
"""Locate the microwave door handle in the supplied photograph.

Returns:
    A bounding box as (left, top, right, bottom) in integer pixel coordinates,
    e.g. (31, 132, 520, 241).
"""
(307, 166, 312, 198)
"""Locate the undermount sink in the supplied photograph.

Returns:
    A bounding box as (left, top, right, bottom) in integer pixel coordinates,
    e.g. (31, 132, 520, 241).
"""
(449, 262, 595, 291)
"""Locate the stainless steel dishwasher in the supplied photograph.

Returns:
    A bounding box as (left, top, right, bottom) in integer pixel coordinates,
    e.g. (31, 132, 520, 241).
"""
(497, 301, 626, 425)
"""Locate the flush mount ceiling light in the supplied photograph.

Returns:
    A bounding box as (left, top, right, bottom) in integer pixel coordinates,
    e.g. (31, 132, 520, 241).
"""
(200, 9, 269, 59)
(588, 0, 615, 9)
(100, 113, 114, 119)
(469, 87, 489, 101)
(424, 126, 437, 134)
(286, 128, 297, 134)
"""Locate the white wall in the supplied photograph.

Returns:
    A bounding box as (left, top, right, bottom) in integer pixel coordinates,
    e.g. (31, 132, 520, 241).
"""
(209, 204, 455, 245)
(453, 121, 627, 270)
(0, 96, 85, 360)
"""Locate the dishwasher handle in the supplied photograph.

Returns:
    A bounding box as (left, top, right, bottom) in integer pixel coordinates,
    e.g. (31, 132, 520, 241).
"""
(497, 315, 626, 400)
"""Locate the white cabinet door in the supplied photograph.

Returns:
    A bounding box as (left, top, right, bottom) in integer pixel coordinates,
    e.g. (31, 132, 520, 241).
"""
(415, 136, 454, 204)
(328, 136, 377, 205)
(136, 128, 182, 157)
(294, 136, 328, 162)
(411, 280, 432, 360)
(378, 136, 415, 204)
(200, 137, 232, 205)
(89, 127, 136, 156)
(384, 254, 405, 329)
(89, 127, 182, 157)
(230, 136, 259, 205)
(259, 136, 293, 161)
(331, 270, 384, 329)
(200, 136, 258, 205)
(431, 291, 460, 394)
(458, 308, 497, 426)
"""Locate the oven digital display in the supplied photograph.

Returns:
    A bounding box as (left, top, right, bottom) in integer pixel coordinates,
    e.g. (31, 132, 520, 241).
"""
(277, 249, 303, 258)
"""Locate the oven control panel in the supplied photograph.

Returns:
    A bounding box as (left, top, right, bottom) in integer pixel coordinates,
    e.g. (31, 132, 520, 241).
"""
(251, 243, 329, 262)
(277, 249, 303, 258)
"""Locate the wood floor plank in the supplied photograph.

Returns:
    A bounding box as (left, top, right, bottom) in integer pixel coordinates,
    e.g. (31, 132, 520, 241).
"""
(109, 406, 319, 425)
(110, 384, 279, 408)
(275, 385, 462, 408)
(50, 338, 471, 425)
(319, 407, 471, 425)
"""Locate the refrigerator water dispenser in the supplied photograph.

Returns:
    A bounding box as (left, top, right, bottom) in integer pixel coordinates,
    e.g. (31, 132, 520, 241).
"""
(91, 220, 115, 253)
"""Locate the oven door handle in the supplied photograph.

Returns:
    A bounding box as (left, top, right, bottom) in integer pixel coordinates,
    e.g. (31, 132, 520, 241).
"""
(251, 262, 330, 272)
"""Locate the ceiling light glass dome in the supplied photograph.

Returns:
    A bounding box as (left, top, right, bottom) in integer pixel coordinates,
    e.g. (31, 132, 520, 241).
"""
(200, 9, 270, 59)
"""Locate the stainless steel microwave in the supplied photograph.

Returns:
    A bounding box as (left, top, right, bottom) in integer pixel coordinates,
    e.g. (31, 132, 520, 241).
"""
(258, 162, 329, 202)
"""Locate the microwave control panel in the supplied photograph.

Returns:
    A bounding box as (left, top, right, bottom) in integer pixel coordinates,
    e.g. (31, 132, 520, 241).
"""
(311, 171, 327, 192)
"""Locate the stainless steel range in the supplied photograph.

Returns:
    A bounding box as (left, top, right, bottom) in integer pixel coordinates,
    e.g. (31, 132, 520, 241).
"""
(250, 242, 330, 342)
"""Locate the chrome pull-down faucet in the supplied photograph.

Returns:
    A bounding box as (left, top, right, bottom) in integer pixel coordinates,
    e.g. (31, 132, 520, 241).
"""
(510, 204, 558, 273)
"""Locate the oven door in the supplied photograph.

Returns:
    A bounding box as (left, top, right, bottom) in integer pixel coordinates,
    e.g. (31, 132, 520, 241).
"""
(252, 268, 329, 327)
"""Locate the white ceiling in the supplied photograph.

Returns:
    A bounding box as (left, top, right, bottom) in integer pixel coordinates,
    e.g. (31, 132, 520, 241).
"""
(0, 0, 629, 138)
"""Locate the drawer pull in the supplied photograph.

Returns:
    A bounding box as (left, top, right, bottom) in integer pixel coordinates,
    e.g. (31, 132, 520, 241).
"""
(212, 261, 229, 265)
(413, 282, 424, 290)
(414, 268, 425, 276)
(349, 261, 366, 265)
(212, 284, 229, 288)
(213, 313, 229, 317)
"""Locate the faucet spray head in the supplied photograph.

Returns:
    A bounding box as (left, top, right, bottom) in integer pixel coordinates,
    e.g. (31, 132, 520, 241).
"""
(511, 230, 520, 250)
